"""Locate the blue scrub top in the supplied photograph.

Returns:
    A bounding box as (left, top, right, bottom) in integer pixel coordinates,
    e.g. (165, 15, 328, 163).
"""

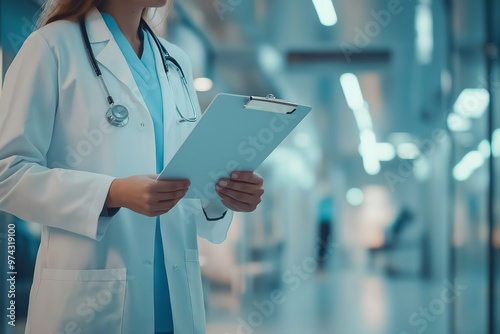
(101, 13, 173, 333)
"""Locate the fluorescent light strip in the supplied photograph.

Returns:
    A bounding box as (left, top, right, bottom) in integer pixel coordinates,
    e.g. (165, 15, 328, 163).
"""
(193, 77, 213, 92)
(447, 112, 471, 132)
(453, 88, 490, 119)
(340, 73, 364, 111)
(376, 143, 396, 161)
(352, 107, 373, 130)
(358, 143, 396, 162)
(415, 3, 433, 65)
(312, 0, 338, 26)
(397, 143, 420, 160)
(340, 73, 381, 174)
(478, 140, 491, 158)
(359, 129, 381, 175)
(453, 151, 484, 181)
(453, 139, 493, 181)
(493, 129, 500, 158)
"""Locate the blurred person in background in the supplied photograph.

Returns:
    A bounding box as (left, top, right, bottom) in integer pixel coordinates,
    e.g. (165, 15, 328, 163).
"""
(317, 196, 334, 272)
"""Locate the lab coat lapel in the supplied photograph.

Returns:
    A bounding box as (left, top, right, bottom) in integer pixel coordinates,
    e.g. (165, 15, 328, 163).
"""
(84, 8, 149, 114)
(148, 33, 178, 165)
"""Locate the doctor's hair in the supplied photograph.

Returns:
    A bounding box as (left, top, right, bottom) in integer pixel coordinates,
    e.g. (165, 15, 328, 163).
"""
(37, 0, 172, 28)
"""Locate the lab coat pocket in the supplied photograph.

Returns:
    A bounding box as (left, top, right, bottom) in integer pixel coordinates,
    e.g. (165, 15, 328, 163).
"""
(30, 268, 127, 334)
(184, 249, 206, 333)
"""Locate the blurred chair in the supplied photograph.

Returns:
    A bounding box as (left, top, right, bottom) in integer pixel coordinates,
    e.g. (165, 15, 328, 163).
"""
(367, 207, 425, 277)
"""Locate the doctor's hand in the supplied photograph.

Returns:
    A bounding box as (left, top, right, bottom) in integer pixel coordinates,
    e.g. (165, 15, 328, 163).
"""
(105, 175, 190, 217)
(215, 172, 264, 212)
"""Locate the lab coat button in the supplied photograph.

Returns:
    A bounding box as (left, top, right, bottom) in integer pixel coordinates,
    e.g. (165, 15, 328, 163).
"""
(173, 265, 178, 271)
(140, 122, 145, 127)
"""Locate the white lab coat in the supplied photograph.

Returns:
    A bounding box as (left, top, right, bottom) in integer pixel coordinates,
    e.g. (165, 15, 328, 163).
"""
(0, 8, 233, 334)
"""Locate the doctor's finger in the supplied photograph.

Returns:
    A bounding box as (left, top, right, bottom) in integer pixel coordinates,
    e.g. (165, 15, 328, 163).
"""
(230, 171, 263, 185)
(220, 197, 252, 212)
(156, 192, 186, 205)
(153, 189, 188, 202)
(149, 197, 183, 212)
(216, 187, 256, 205)
(153, 188, 187, 213)
(154, 179, 191, 192)
(217, 179, 263, 196)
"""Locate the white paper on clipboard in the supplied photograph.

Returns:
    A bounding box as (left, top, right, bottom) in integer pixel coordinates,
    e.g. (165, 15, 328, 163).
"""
(158, 93, 312, 203)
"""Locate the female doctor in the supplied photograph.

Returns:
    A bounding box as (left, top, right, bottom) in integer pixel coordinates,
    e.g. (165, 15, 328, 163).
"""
(0, 0, 264, 333)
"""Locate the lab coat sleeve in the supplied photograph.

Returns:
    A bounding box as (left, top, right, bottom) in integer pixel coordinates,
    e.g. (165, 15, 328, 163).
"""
(182, 199, 233, 244)
(196, 203, 233, 244)
(0, 31, 115, 241)
(202, 201, 228, 220)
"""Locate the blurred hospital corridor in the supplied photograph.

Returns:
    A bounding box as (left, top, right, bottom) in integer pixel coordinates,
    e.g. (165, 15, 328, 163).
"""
(1, 0, 499, 333)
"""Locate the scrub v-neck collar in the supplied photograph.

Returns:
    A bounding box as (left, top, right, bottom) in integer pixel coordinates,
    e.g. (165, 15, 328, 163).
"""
(100, 12, 157, 82)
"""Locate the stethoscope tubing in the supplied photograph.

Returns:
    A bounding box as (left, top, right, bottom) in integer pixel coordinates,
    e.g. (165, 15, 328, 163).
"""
(79, 15, 197, 125)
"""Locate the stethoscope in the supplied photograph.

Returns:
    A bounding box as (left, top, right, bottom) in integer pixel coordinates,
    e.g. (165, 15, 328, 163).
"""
(79, 17, 198, 127)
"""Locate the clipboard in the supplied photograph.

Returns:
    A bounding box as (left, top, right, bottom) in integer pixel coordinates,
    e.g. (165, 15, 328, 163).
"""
(158, 93, 312, 202)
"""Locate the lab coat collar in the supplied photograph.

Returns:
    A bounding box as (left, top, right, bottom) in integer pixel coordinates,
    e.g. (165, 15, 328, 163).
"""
(85, 7, 111, 43)
(83, 7, 149, 118)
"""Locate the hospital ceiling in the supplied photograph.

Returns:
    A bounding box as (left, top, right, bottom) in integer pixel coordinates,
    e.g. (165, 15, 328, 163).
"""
(174, 0, 448, 155)
(27, 0, 486, 160)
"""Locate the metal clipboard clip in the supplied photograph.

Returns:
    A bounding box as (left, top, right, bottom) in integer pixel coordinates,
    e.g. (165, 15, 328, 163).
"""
(243, 94, 297, 114)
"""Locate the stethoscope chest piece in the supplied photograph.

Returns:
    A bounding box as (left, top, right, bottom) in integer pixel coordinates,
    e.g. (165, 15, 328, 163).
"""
(106, 104, 129, 127)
